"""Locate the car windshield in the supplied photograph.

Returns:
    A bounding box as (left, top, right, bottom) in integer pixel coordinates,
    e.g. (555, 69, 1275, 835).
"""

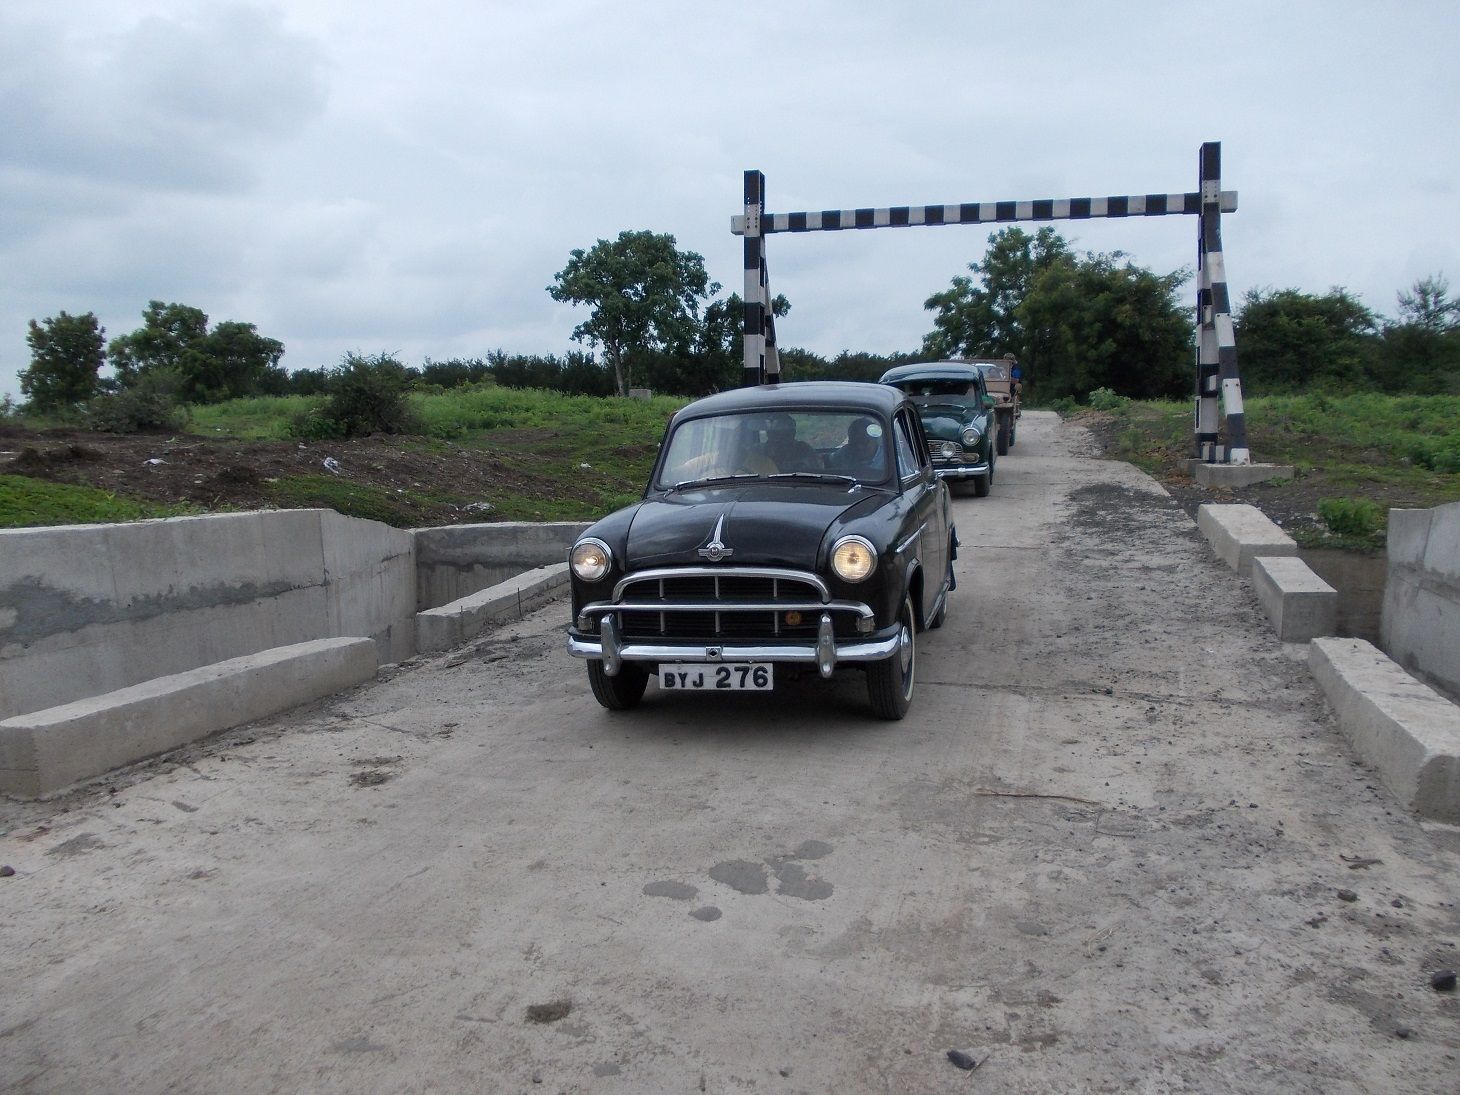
(658, 410, 892, 487)
(975, 364, 1009, 381)
(888, 379, 979, 409)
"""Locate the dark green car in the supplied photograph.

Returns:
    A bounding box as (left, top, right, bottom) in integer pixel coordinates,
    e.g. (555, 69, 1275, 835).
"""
(878, 362, 997, 497)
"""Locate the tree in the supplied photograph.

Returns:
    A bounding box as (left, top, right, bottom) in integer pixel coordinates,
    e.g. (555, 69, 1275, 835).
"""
(1233, 288, 1377, 392)
(20, 311, 106, 412)
(1017, 251, 1192, 400)
(548, 231, 719, 396)
(1396, 274, 1460, 334)
(922, 227, 1072, 360)
(1373, 274, 1460, 394)
(108, 301, 285, 403)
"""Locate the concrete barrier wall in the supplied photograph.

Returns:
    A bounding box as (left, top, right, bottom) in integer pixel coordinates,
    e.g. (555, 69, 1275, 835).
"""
(1383, 502, 1460, 700)
(411, 520, 590, 610)
(0, 510, 414, 720)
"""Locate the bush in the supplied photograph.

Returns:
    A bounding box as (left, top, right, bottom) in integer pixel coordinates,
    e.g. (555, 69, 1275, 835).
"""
(84, 372, 189, 433)
(1047, 396, 1080, 417)
(291, 353, 418, 439)
(1316, 497, 1384, 538)
(1087, 387, 1130, 412)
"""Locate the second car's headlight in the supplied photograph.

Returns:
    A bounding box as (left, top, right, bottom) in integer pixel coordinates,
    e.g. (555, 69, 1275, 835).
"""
(961, 426, 982, 446)
(831, 535, 876, 583)
(570, 538, 612, 582)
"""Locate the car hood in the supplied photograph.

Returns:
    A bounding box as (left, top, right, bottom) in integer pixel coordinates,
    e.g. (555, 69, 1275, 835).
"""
(625, 482, 876, 569)
(917, 408, 972, 441)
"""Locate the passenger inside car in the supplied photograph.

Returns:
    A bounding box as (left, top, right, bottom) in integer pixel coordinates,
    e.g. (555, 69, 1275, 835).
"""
(827, 418, 888, 480)
(762, 414, 819, 472)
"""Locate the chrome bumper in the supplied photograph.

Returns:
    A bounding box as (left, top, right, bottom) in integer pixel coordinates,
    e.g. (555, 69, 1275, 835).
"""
(933, 460, 990, 481)
(567, 612, 899, 680)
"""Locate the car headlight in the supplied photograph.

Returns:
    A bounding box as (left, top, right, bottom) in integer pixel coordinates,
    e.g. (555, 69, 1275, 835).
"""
(961, 426, 982, 446)
(831, 535, 876, 583)
(570, 538, 612, 582)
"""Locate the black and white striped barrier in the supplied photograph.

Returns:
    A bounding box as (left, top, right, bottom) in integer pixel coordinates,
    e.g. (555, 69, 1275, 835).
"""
(732, 142, 1250, 465)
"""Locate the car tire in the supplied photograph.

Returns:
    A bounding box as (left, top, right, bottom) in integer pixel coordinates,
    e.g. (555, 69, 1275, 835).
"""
(867, 594, 916, 720)
(973, 470, 991, 497)
(996, 419, 1010, 455)
(587, 660, 649, 711)
(1009, 420, 1017, 447)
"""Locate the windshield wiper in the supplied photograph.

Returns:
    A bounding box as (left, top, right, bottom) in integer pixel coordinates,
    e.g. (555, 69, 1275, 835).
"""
(664, 472, 761, 494)
(766, 472, 859, 486)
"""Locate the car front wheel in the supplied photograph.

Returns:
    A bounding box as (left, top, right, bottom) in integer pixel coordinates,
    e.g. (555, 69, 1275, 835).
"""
(867, 595, 916, 720)
(587, 660, 649, 711)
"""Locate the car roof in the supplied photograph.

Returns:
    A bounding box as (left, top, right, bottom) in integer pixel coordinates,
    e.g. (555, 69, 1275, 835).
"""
(672, 381, 905, 421)
(879, 362, 985, 383)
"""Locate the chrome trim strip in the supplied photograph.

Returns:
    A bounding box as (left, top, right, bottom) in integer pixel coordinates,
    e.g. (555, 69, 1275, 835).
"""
(579, 599, 875, 622)
(567, 635, 901, 664)
(894, 523, 926, 555)
(613, 566, 830, 602)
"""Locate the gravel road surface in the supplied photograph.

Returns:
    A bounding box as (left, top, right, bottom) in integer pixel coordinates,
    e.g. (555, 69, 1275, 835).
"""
(3, 412, 1457, 1093)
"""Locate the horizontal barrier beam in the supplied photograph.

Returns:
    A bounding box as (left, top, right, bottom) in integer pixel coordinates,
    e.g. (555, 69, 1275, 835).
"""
(732, 191, 1237, 235)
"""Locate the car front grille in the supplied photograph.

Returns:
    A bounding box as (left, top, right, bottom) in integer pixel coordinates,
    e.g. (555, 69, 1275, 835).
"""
(929, 439, 977, 465)
(611, 568, 861, 641)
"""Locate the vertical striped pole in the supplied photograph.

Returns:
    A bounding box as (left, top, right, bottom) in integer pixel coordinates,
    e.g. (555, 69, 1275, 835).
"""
(1195, 146, 1221, 461)
(1200, 142, 1250, 464)
(742, 171, 766, 387)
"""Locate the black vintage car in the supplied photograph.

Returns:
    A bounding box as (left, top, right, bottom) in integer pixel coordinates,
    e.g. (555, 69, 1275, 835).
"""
(566, 382, 956, 720)
(878, 362, 998, 496)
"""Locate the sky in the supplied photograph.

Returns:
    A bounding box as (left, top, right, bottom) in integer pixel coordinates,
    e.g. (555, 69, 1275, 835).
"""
(4, 1, 1459, 399)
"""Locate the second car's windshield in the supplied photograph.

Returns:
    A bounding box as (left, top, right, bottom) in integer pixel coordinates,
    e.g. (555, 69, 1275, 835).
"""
(890, 379, 977, 408)
(658, 410, 892, 487)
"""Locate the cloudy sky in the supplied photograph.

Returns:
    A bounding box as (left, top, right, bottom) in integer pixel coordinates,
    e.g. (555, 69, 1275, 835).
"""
(4, 1, 1458, 398)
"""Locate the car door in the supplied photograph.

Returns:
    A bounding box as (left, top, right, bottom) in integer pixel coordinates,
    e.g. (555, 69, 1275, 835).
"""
(892, 407, 947, 624)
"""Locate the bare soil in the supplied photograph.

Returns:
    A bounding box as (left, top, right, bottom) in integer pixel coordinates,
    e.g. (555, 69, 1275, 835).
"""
(0, 425, 576, 526)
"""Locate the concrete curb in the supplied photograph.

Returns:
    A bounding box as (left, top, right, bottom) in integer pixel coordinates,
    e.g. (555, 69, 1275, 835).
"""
(415, 563, 570, 654)
(1191, 462, 1295, 488)
(1252, 556, 1338, 642)
(1309, 637, 1460, 823)
(1196, 503, 1298, 575)
(0, 637, 378, 799)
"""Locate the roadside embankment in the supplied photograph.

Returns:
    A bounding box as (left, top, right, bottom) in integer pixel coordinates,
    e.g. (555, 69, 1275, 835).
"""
(1, 511, 584, 796)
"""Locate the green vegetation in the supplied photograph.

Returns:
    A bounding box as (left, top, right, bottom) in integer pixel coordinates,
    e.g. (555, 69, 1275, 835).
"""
(1086, 387, 1130, 412)
(1317, 497, 1385, 538)
(548, 230, 721, 396)
(190, 394, 323, 439)
(21, 311, 106, 412)
(290, 353, 419, 439)
(0, 474, 197, 528)
(1089, 393, 1460, 552)
(922, 226, 1194, 401)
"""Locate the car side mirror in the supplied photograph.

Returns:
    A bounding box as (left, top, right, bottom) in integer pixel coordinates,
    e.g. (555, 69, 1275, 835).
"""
(983, 396, 996, 410)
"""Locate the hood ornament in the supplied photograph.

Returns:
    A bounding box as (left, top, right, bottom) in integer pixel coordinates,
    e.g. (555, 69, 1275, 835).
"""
(697, 514, 735, 562)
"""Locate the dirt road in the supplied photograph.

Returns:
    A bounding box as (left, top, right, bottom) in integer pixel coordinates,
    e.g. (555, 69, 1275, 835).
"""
(3, 412, 1457, 1093)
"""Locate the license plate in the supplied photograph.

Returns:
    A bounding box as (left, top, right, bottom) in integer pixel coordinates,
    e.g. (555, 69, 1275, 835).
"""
(658, 663, 774, 691)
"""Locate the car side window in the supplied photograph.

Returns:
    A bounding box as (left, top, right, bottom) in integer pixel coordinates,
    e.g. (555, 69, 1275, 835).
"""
(894, 413, 922, 481)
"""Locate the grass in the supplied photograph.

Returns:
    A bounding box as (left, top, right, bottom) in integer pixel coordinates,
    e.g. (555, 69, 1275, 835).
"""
(0, 474, 199, 529)
(1084, 392, 1460, 553)
(1098, 394, 1460, 494)
(188, 395, 323, 439)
